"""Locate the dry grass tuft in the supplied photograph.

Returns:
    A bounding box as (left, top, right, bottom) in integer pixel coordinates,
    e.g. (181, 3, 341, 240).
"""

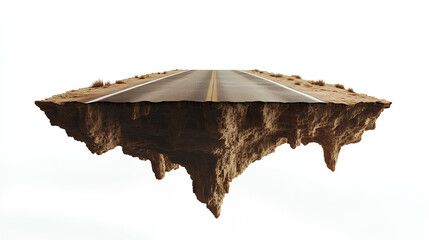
(335, 83, 345, 89)
(91, 79, 104, 88)
(287, 77, 295, 81)
(292, 75, 301, 79)
(104, 81, 111, 87)
(270, 73, 284, 78)
(115, 80, 125, 84)
(259, 71, 264, 74)
(139, 75, 146, 79)
(134, 75, 139, 78)
(348, 88, 355, 93)
(295, 82, 301, 85)
(309, 80, 325, 86)
(163, 71, 167, 74)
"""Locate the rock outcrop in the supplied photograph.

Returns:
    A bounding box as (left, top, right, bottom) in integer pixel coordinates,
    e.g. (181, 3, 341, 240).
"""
(35, 101, 390, 217)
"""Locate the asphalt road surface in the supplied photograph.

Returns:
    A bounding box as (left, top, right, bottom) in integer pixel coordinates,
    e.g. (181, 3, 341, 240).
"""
(87, 70, 322, 103)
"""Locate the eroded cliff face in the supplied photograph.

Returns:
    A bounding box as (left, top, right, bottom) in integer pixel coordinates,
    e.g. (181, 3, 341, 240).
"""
(35, 101, 390, 217)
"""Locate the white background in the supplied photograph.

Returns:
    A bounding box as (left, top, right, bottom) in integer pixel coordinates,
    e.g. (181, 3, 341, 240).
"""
(1, 0, 428, 239)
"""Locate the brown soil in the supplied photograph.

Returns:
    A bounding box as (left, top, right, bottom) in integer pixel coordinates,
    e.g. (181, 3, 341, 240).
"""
(245, 70, 390, 105)
(40, 70, 184, 103)
(35, 101, 390, 218)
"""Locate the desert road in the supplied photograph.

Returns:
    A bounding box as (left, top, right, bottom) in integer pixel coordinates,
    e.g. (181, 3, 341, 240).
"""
(86, 70, 322, 103)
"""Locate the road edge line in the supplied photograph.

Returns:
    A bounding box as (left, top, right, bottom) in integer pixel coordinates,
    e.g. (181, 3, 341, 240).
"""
(237, 70, 324, 103)
(85, 70, 191, 103)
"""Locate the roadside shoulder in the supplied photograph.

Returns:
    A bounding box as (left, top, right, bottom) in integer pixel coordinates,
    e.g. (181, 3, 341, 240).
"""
(244, 69, 391, 107)
(39, 70, 185, 103)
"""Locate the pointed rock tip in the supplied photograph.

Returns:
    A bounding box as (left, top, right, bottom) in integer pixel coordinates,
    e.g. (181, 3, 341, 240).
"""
(321, 141, 341, 173)
(327, 163, 336, 172)
(208, 202, 221, 218)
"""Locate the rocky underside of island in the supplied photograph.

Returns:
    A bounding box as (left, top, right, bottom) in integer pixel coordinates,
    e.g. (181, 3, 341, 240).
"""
(35, 101, 390, 217)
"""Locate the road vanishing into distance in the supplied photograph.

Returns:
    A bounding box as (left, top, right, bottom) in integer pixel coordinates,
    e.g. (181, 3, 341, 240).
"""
(87, 70, 322, 103)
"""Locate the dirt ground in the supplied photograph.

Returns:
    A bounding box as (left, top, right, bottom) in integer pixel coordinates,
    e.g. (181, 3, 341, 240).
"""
(40, 69, 184, 103)
(244, 69, 390, 105)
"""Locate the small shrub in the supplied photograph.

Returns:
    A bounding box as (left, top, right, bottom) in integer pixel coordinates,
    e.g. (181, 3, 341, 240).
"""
(253, 69, 260, 72)
(115, 80, 125, 84)
(134, 75, 139, 78)
(348, 88, 355, 93)
(335, 83, 345, 89)
(259, 71, 264, 74)
(287, 77, 295, 81)
(139, 75, 146, 79)
(91, 79, 104, 88)
(270, 73, 284, 78)
(295, 82, 301, 85)
(292, 75, 301, 79)
(309, 80, 325, 86)
(104, 81, 111, 87)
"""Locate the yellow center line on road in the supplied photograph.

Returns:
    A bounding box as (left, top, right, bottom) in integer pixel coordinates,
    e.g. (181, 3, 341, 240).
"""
(205, 70, 218, 101)
(212, 70, 218, 101)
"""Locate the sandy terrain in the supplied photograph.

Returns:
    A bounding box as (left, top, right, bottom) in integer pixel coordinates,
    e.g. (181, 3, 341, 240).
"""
(41, 69, 184, 103)
(245, 69, 391, 106)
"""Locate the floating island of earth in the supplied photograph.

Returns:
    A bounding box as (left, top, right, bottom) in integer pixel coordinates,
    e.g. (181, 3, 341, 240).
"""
(36, 69, 391, 217)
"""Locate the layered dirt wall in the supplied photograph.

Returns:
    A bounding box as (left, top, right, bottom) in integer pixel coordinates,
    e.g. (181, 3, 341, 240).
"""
(35, 101, 390, 217)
